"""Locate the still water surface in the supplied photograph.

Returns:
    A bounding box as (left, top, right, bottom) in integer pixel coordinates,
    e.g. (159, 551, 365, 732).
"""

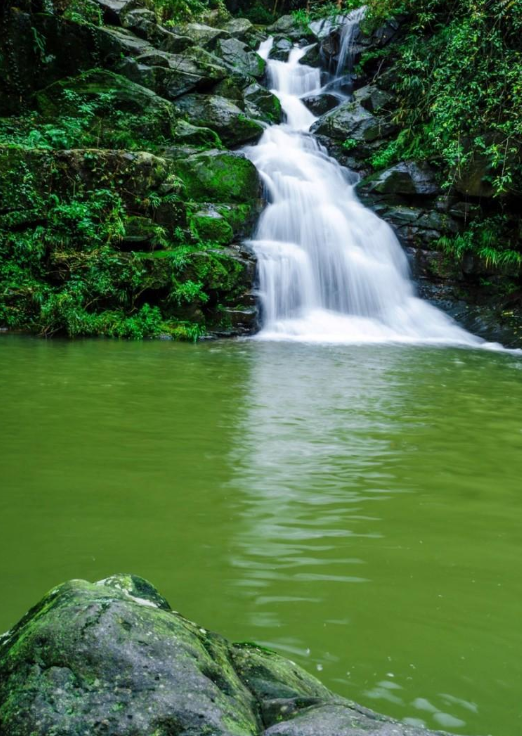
(1, 336, 522, 735)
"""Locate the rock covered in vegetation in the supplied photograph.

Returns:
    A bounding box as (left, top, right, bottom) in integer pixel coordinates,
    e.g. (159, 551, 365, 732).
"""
(0, 574, 453, 736)
(0, 0, 271, 339)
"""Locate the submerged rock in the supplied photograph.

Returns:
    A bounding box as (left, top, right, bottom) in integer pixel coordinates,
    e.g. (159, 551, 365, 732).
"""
(0, 575, 455, 736)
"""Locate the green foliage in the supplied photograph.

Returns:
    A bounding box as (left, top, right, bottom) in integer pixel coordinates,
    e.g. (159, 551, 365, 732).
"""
(438, 216, 522, 270)
(154, 0, 228, 24)
(358, 0, 522, 196)
(342, 137, 358, 151)
(0, 84, 171, 153)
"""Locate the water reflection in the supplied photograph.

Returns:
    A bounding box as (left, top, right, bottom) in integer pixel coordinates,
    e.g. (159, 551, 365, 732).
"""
(228, 343, 413, 631)
(227, 342, 522, 734)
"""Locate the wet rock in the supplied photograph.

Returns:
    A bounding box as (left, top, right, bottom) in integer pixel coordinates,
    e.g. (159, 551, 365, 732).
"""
(243, 82, 282, 124)
(454, 154, 495, 198)
(0, 575, 460, 736)
(121, 7, 158, 38)
(189, 205, 234, 244)
(35, 69, 173, 123)
(172, 94, 264, 146)
(359, 161, 440, 196)
(267, 14, 315, 41)
(93, 0, 142, 24)
(353, 84, 393, 114)
(169, 120, 223, 150)
(299, 42, 321, 67)
(269, 37, 294, 62)
(311, 100, 396, 143)
(302, 93, 339, 116)
(222, 17, 256, 42)
(215, 37, 266, 79)
(170, 22, 230, 50)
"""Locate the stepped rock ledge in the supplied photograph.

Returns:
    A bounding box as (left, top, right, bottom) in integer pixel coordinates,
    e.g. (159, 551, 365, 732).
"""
(0, 574, 464, 736)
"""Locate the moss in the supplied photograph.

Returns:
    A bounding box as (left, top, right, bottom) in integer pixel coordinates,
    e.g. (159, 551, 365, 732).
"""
(174, 150, 260, 204)
(189, 208, 234, 245)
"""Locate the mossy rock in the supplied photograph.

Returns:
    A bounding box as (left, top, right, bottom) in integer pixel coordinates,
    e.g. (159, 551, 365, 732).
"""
(189, 206, 235, 245)
(0, 575, 452, 735)
(172, 94, 264, 147)
(171, 120, 224, 150)
(173, 149, 261, 204)
(35, 70, 173, 119)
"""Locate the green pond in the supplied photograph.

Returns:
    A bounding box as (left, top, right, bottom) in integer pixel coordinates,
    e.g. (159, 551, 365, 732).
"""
(1, 335, 522, 735)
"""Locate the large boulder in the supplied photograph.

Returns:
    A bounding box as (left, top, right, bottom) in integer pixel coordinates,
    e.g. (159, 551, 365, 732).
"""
(172, 94, 264, 146)
(359, 161, 440, 197)
(267, 14, 315, 41)
(311, 100, 396, 143)
(173, 149, 261, 204)
(215, 37, 266, 79)
(0, 575, 459, 736)
(170, 22, 230, 50)
(116, 46, 228, 100)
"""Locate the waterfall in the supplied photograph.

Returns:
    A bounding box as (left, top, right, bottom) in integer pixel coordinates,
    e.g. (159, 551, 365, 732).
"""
(243, 35, 487, 346)
(336, 6, 367, 77)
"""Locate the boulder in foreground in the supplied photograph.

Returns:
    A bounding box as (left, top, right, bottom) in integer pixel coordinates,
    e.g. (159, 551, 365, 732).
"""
(0, 574, 459, 735)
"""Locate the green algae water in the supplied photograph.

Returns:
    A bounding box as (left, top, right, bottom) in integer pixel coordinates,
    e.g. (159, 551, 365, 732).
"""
(1, 336, 522, 735)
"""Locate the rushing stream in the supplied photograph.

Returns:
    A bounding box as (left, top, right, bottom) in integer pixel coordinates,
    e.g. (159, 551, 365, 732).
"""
(244, 23, 488, 347)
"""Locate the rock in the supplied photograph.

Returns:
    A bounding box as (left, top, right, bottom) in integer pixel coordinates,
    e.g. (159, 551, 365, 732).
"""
(359, 161, 440, 196)
(189, 206, 235, 244)
(93, 0, 142, 24)
(353, 84, 393, 114)
(0, 575, 459, 736)
(116, 47, 228, 100)
(222, 17, 255, 42)
(171, 22, 229, 50)
(121, 8, 161, 39)
(121, 216, 158, 247)
(172, 94, 264, 146)
(311, 100, 396, 143)
(215, 37, 266, 79)
(170, 120, 223, 150)
(269, 37, 294, 62)
(299, 42, 321, 67)
(35, 69, 173, 121)
(173, 149, 261, 204)
(97, 25, 153, 60)
(243, 82, 283, 124)
(454, 154, 495, 198)
(267, 14, 314, 41)
(302, 93, 339, 116)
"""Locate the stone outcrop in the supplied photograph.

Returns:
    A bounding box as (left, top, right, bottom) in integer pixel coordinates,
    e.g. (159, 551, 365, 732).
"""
(0, 574, 455, 736)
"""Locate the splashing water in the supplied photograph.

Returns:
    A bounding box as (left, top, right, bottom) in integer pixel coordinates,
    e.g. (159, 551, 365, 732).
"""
(243, 36, 491, 347)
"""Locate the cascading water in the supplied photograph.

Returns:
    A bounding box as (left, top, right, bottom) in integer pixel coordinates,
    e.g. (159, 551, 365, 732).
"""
(243, 32, 488, 346)
(336, 6, 366, 78)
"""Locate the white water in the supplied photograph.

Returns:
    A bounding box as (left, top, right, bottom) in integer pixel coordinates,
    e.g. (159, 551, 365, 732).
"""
(336, 6, 366, 77)
(243, 36, 487, 347)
